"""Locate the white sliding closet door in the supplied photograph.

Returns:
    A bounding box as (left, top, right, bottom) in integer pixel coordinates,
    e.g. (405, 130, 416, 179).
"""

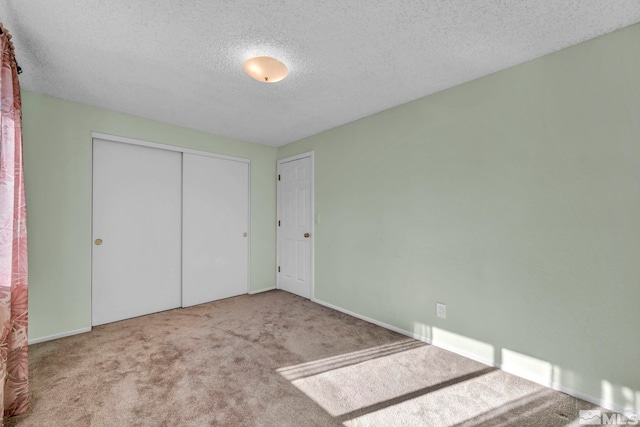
(182, 154, 249, 307)
(92, 139, 182, 326)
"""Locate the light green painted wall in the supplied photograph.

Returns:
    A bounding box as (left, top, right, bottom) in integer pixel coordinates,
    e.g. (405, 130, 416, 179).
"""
(278, 24, 640, 411)
(22, 92, 277, 341)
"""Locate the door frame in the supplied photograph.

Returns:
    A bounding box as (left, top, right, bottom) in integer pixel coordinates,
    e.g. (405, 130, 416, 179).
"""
(90, 132, 251, 323)
(276, 151, 315, 299)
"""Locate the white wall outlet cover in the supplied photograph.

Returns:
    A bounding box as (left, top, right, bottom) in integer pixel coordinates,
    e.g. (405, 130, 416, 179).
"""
(436, 302, 446, 319)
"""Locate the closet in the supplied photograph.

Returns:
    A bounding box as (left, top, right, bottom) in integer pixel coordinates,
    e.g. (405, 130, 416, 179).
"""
(91, 136, 249, 326)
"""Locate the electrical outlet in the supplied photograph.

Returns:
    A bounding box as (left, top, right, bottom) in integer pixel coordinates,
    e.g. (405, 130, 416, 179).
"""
(436, 303, 446, 319)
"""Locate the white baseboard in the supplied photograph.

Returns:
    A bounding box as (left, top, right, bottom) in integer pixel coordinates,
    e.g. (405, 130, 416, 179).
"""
(312, 297, 426, 340)
(311, 297, 637, 417)
(248, 286, 276, 295)
(28, 327, 92, 345)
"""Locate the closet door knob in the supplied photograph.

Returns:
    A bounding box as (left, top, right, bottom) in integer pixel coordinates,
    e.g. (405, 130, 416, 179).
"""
(304, 233, 310, 238)
(95, 238, 103, 245)
(243, 232, 248, 237)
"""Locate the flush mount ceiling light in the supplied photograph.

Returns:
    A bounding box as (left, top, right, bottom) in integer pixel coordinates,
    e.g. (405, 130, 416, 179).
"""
(243, 56, 288, 83)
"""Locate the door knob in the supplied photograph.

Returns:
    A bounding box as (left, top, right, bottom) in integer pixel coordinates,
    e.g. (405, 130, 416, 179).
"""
(304, 233, 310, 238)
(243, 232, 248, 237)
(95, 238, 103, 245)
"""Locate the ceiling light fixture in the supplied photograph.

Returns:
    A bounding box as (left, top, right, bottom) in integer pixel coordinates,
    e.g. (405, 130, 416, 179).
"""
(243, 56, 288, 83)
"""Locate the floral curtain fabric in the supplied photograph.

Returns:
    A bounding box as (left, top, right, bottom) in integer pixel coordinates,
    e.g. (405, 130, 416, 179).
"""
(0, 23, 29, 418)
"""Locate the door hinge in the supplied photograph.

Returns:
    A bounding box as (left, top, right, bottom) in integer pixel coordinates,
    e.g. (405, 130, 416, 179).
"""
(278, 174, 281, 181)
(278, 266, 281, 272)
(278, 220, 281, 226)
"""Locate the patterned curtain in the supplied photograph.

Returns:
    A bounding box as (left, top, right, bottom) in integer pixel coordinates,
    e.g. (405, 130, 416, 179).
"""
(0, 23, 29, 418)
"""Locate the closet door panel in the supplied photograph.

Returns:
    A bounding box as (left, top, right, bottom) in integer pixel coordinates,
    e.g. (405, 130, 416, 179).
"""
(182, 154, 249, 307)
(92, 139, 182, 325)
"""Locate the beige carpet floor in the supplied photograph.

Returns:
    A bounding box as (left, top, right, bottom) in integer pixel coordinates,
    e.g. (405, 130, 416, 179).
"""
(5, 290, 621, 426)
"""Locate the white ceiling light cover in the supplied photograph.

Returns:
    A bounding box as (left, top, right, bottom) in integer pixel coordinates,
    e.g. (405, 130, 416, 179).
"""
(244, 56, 288, 83)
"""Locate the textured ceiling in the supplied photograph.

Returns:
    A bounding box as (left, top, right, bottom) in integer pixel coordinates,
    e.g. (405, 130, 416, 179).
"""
(2, 1, 640, 147)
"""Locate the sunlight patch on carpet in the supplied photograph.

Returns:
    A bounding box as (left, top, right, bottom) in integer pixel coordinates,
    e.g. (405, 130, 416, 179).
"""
(277, 340, 422, 381)
(278, 343, 539, 421)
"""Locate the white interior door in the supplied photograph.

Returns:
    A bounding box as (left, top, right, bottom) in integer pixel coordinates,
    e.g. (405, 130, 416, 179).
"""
(277, 154, 313, 298)
(92, 139, 182, 326)
(182, 154, 249, 307)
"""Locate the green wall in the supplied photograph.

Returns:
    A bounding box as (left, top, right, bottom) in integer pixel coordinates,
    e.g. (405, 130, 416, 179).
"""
(22, 92, 277, 341)
(278, 24, 640, 412)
